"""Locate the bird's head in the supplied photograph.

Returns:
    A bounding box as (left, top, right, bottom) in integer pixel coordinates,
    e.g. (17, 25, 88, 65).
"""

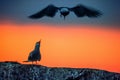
(36, 40, 41, 46)
(60, 7, 70, 19)
(34, 40, 41, 50)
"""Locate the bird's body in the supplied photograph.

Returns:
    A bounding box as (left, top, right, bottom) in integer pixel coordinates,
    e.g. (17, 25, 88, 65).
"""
(59, 7, 70, 19)
(29, 4, 102, 19)
(24, 40, 41, 64)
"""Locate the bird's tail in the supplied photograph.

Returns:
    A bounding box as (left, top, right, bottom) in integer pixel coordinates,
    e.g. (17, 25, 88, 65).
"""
(23, 61, 30, 62)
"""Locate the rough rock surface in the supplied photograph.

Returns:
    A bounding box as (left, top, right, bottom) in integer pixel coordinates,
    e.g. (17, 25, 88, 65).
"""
(0, 61, 120, 80)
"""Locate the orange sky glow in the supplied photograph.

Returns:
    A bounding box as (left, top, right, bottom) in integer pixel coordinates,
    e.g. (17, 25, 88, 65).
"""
(0, 21, 120, 72)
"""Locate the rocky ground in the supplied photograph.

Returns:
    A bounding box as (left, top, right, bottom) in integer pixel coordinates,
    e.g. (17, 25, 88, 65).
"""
(0, 61, 120, 80)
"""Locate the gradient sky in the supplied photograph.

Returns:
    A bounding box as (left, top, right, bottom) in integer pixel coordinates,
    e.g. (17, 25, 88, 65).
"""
(0, 0, 120, 72)
(0, 0, 120, 26)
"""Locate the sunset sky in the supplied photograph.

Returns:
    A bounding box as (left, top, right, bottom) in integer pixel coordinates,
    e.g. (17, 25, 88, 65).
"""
(0, 0, 120, 73)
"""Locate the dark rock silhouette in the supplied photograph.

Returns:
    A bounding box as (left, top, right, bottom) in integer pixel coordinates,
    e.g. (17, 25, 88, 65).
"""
(24, 40, 41, 64)
(0, 61, 120, 80)
(29, 4, 102, 19)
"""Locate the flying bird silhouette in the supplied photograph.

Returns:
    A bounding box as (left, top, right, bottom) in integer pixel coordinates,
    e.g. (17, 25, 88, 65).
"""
(24, 40, 41, 64)
(29, 4, 102, 19)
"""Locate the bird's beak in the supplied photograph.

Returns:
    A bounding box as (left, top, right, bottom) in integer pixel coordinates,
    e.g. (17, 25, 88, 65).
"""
(39, 39, 41, 43)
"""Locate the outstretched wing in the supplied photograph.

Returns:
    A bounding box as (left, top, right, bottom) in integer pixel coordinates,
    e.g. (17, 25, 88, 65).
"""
(29, 4, 58, 19)
(71, 4, 102, 17)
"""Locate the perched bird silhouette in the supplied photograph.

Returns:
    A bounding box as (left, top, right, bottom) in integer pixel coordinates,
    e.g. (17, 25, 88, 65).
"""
(29, 4, 102, 19)
(24, 40, 41, 64)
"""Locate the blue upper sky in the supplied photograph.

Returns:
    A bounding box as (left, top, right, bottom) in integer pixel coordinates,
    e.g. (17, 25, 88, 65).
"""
(0, 0, 120, 27)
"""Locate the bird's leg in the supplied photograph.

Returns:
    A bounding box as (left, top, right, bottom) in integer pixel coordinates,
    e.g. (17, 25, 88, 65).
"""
(32, 61, 33, 64)
(36, 61, 37, 64)
(63, 16, 66, 20)
(60, 14, 62, 17)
